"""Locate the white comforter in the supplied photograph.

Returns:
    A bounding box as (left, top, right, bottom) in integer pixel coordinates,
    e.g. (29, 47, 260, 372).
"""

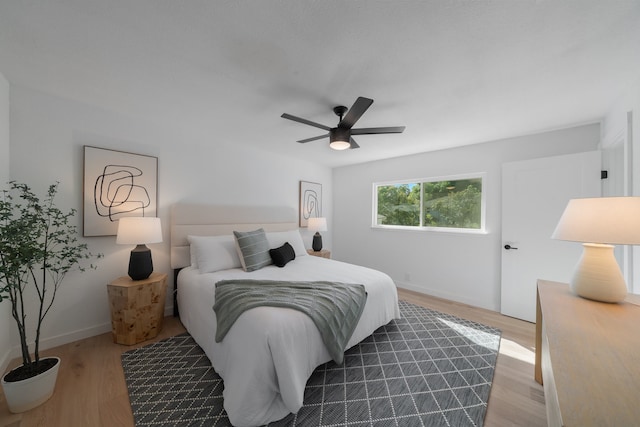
(177, 255, 399, 426)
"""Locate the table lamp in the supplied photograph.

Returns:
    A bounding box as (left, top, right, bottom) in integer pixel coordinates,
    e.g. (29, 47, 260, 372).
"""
(551, 197, 640, 303)
(308, 217, 327, 252)
(116, 217, 163, 280)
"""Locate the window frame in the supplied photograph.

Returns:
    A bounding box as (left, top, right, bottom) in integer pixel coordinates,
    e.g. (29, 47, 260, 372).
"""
(372, 172, 487, 234)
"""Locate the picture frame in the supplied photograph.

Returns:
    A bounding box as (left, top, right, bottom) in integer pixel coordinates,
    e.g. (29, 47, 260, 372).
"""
(83, 145, 158, 236)
(299, 180, 322, 227)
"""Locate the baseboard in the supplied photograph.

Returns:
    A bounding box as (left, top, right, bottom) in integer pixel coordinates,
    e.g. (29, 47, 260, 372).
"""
(395, 280, 497, 311)
(4, 322, 113, 364)
(165, 304, 174, 317)
(396, 280, 464, 302)
(45, 322, 114, 349)
(2, 305, 178, 372)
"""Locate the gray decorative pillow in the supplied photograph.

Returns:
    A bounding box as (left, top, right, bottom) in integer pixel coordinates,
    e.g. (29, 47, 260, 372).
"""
(233, 228, 272, 272)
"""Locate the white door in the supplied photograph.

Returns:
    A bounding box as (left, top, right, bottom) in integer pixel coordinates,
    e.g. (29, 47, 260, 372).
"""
(501, 151, 601, 322)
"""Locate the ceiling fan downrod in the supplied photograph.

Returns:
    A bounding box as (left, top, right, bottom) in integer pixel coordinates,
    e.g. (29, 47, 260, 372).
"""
(333, 105, 348, 122)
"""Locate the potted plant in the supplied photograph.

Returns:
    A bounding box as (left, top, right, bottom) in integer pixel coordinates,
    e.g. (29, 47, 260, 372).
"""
(0, 181, 99, 413)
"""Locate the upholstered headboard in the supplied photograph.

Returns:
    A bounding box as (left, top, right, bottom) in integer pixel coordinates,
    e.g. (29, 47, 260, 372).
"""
(170, 204, 299, 270)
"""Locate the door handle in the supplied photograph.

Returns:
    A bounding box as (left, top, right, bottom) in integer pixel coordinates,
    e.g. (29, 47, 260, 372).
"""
(504, 244, 518, 250)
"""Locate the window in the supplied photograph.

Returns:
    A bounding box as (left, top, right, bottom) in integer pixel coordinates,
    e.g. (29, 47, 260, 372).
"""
(374, 174, 485, 232)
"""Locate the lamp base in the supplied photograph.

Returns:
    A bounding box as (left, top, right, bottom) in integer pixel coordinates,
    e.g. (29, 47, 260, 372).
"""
(128, 244, 153, 281)
(312, 232, 323, 251)
(571, 243, 627, 303)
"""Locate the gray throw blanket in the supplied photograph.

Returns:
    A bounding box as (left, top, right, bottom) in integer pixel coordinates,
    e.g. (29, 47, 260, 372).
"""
(213, 280, 368, 364)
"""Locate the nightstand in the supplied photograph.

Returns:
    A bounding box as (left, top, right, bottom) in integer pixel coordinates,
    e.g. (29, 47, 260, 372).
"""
(307, 249, 331, 259)
(107, 272, 168, 345)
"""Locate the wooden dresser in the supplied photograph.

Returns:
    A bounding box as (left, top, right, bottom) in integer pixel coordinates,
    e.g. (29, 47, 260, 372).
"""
(535, 279, 640, 426)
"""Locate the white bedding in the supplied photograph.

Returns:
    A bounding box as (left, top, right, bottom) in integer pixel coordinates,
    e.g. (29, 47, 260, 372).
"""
(177, 255, 400, 426)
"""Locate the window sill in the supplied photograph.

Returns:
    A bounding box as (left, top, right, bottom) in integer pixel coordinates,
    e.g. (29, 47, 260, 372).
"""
(370, 225, 488, 235)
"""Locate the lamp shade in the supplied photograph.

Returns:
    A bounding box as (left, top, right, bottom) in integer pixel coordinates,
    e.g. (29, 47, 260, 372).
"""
(552, 196, 640, 303)
(307, 217, 327, 232)
(551, 197, 640, 245)
(116, 217, 163, 245)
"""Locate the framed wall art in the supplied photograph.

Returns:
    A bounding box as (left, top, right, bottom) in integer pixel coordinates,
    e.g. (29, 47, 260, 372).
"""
(299, 180, 322, 227)
(83, 145, 158, 236)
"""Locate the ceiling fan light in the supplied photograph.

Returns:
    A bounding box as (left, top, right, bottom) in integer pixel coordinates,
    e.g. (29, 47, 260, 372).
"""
(330, 140, 351, 150)
(329, 128, 351, 150)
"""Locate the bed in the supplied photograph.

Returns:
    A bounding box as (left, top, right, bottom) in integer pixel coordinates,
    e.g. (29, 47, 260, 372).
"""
(170, 204, 400, 426)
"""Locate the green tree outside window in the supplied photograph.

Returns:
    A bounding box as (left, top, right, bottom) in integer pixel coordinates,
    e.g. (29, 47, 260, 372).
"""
(376, 177, 483, 230)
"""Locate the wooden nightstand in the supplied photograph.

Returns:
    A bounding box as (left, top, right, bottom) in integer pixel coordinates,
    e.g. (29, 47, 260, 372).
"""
(107, 272, 168, 345)
(307, 249, 331, 259)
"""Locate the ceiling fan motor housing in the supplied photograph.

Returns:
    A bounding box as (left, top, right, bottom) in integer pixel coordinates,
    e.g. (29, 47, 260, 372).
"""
(330, 127, 350, 141)
(329, 127, 351, 150)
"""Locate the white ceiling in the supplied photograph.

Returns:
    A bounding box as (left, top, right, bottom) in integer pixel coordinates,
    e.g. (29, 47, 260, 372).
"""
(1, 1, 639, 168)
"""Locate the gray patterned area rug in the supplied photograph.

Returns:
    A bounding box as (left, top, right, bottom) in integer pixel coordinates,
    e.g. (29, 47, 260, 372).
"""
(121, 300, 501, 426)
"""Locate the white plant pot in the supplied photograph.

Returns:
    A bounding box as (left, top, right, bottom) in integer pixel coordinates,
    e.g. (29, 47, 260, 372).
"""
(1, 357, 60, 413)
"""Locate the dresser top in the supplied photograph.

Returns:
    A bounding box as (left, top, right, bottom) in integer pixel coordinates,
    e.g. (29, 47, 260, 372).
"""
(538, 280, 640, 426)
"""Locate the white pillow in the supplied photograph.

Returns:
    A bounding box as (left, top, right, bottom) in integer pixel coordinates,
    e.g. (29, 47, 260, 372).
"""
(187, 235, 242, 273)
(189, 241, 199, 268)
(265, 229, 308, 257)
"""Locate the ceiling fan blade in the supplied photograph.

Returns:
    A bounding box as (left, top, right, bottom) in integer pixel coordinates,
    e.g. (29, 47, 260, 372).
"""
(297, 134, 328, 143)
(338, 97, 373, 129)
(349, 137, 360, 149)
(351, 126, 406, 135)
(281, 113, 331, 131)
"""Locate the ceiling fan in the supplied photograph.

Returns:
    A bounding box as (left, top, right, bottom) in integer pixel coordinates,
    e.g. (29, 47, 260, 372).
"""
(281, 96, 405, 150)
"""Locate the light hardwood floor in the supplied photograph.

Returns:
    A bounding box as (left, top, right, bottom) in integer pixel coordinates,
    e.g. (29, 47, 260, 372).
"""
(1, 289, 546, 426)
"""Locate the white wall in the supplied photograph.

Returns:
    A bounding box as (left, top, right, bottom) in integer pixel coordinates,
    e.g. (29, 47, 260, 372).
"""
(602, 78, 640, 293)
(0, 72, 11, 372)
(333, 124, 600, 311)
(7, 84, 332, 358)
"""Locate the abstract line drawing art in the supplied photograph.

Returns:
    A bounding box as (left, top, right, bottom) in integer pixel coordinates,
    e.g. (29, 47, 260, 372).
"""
(94, 165, 151, 219)
(83, 146, 157, 236)
(299, 181, 322, 227)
